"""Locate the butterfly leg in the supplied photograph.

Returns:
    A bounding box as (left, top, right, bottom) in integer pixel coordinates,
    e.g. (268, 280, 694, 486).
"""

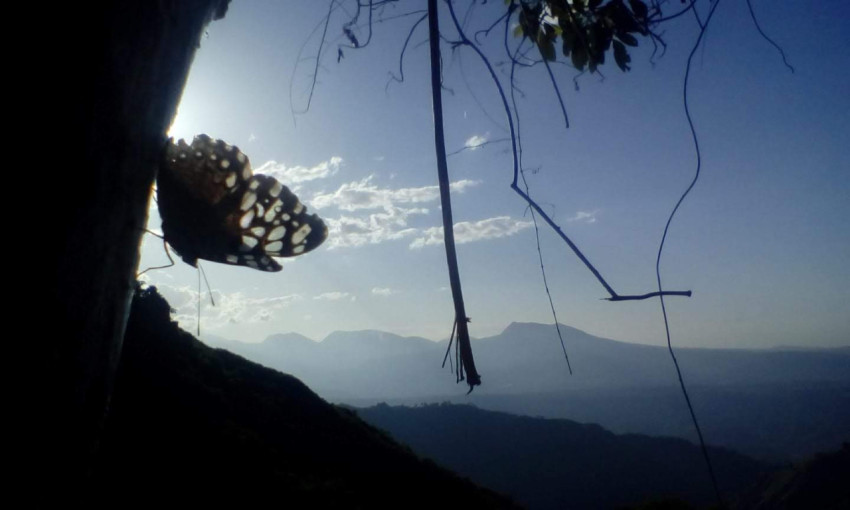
(137, 236, 176, 277)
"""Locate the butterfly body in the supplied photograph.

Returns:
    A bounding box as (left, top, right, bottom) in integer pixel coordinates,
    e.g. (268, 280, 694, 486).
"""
(157, 135, 327, 272)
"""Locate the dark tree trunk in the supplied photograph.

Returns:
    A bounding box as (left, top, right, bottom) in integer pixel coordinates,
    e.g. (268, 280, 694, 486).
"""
(33, 0, 229, 501)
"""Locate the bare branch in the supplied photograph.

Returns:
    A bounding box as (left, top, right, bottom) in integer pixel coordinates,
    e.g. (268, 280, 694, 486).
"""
(444, 0, 692, 303)
(511, 43, 572, 374)
(428, 0, 480, 390)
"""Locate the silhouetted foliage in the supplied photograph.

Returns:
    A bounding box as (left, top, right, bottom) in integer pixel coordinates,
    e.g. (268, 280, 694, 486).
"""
(515, 0, 655, 72)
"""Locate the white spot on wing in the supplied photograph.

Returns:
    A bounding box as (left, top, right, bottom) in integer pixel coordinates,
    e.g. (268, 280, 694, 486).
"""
(265, 199, 283, 222)
(241, 235, 258, 249)
(292, 244, 305, 254)
(270, 181, 283, 197)
(240, 191, 257, 211)
(293, 202, 304, 214)
(268, 225, 286, 241)
(250, 226, 266, 237)
(239, 209, 255, 229)
(265, 240, 283, 252)
(292, 224, 312, 245)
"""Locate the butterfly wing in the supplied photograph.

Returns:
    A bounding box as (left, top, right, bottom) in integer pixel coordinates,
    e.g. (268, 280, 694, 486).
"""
(157, 135, 327, 272)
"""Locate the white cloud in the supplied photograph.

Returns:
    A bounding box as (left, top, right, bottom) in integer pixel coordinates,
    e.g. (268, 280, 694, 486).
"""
(311, 175, 479, 211)
(313, 291, 352, 301)
(464, 134, 488, 150)
(371, 287, 396, 296)
(566, 210, 599, 224)
(409, 216, 533, 249)
(324, 207, 424, 248)
(147, 282, 303, 331)
(314, 177, 480, 249)
(254, 156, 342, 184)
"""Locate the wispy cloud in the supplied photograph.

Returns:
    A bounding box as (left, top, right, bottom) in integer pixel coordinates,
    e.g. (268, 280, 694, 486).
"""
(255, 156, 342, 184)
(312, 175, 478, 211)
(464, 134, 488, 150)
(144, 282, 303, 330)
(313, 291, 353, 301)
(371, 287, 396, 296)
(324, 208, 424, 248)
(566, 210, 599, 224)
(409, 216, 533, 249)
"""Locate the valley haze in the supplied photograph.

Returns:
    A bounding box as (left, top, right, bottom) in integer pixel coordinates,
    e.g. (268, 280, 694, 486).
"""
(204, 321, 850, 462)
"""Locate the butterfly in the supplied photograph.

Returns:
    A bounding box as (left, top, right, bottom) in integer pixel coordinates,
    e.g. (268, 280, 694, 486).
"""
(155, 134, 327, 272)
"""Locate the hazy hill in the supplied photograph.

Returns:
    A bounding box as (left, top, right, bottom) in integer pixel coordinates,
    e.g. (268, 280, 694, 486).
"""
(355, 402, 767, 510)
(205, 322, 850, 461)
(89, 286, 518, 508)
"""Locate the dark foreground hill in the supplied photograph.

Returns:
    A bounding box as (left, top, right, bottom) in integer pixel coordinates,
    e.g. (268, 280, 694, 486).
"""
(89, 286, 518, 508)
(732, 443, 850, 510)
(355, 403, 766, 510)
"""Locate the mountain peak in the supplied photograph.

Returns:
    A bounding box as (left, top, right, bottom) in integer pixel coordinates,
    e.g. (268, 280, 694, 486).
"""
(500, 321, 585, 337)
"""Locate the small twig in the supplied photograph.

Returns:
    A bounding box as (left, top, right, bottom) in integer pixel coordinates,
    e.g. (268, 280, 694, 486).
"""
(542, 57, 569, 128)
(745, 0, 794, 73)
(441, 318, 458, 370)
(653, 0, 699, 23)
(447, 137, 510, 156)
(655, 0, 725, 504)
(293, 0, 336, 117)
(386, 12, 429, 89)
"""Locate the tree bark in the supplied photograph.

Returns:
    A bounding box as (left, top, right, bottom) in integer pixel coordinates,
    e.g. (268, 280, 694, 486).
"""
(34, 0, 229, 500)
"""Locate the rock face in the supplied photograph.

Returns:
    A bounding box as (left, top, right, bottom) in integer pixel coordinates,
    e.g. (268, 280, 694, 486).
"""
(89, 286, 517, 508)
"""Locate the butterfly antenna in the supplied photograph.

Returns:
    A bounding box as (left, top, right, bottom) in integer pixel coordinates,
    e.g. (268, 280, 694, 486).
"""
(198, 262, 216, 306)
(195, 262, 216, 338)
(197, 266, 202, 336)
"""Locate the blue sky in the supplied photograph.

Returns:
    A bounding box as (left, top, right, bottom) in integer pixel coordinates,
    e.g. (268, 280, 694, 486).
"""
(140, 0, 850, 349)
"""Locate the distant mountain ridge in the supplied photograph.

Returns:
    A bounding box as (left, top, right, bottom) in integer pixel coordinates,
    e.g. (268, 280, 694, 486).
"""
(204, 321, 850, 394)
(205, 321, 850, 461)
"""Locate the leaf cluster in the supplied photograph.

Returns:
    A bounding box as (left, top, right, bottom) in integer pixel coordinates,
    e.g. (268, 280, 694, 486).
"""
(515, 0, 655, 72)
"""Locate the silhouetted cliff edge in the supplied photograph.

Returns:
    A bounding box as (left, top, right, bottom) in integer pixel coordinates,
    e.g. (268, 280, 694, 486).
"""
(89, 286, 517, 508)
